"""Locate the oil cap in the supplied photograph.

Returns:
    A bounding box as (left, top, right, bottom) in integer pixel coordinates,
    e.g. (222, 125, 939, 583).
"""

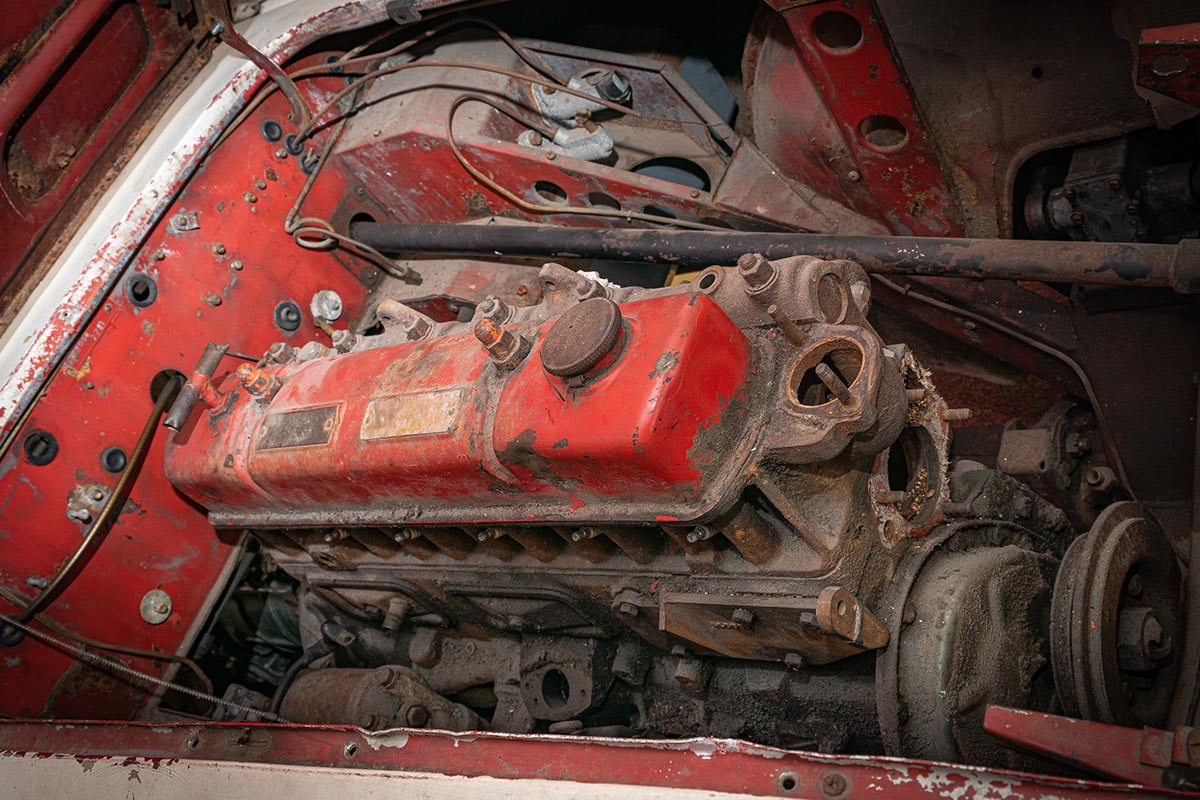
(540, 297, 623, 378)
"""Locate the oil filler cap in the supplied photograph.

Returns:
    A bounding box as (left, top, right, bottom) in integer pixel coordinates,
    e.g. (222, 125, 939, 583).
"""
(540, 297, 623, 378)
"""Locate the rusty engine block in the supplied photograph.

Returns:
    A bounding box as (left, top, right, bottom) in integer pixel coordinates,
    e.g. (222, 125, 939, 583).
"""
(163, 251, 1073, 764)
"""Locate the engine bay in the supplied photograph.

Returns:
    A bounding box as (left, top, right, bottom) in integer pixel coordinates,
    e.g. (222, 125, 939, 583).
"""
(2, 0, 1200, 791)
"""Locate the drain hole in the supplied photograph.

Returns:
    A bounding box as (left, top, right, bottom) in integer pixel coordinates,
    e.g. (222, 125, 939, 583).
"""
(126, 274, 158, 307)
(859, 114, 909, 151)
(812, 11, 863, 52)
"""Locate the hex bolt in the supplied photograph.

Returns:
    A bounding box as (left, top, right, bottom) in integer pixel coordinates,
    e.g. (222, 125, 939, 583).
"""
(686, 525, 716, 543)
(815, 362, 853, 405)
(243, 192, 258, 203)
(737, 252, 776, 292)
(731, 608, 755, 628)
(906, 388, 927, 402)
(404, 705, 430, 727)
(477, 528, 505, 542)
(237, 363, 282, 401)
(1070, 211, 1085, 226)
(617, 601, 640, 617)
(211, 243, 226, 255)
(1086, 466, 1117, 492)
(941, 407, 972, 422)
(151, 249, 166, 261)
(878, 490, 907, 505)
(476, 295, 511, 323)
(1108, 177, 1122, 191)
(766, 304, 806, 347)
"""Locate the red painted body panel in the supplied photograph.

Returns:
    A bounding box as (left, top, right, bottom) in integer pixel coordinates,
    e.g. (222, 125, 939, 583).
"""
(165, 294, 752, 524)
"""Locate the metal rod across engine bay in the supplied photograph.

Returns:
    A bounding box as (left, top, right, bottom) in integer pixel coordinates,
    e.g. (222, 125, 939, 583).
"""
(348, 221, 1200, 293)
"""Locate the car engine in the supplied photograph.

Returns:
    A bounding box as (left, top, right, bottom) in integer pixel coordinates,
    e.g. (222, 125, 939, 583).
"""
(1, 0, 1199, 790)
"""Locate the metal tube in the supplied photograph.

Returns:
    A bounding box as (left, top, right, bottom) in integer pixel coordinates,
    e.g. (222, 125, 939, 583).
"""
(164, 342, 229, 432)
(348, 222, 1200, 293)
(6, 373, 183, 628)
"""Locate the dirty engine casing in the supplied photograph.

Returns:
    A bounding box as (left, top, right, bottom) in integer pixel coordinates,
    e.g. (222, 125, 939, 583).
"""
(165, 254, 1062, 764)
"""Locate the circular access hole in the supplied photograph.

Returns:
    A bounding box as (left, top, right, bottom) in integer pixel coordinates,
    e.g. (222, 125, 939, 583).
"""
(533, 180, 568, 205)
(695, 268, 722, 293)
(631, 157, 711, 192)
(260, 119, 283, 142)
(584, 191, 621, 210)
(812, 11, 863, 52)
(22, 430, 58, 466)
(150, 368, 186, 404)
(100, 445, 128, 474)
(1151, 53, 1189, 78)
(541, 668, 571, 710)
(859, 115, 909, 151)
(777, 772, 799, 792)
(275, 300, 303, 333)
(1030, 65, 1044, 80)
(125, 274, 157, 308)
(788, 342, 864, 407)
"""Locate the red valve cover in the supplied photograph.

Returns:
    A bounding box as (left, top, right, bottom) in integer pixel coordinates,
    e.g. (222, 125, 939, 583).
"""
(165, 293, 753, 528)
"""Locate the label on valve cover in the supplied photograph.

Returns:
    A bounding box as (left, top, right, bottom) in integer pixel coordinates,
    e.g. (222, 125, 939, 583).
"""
(359, 389, 463, 441)
(256, 405, 340, 450)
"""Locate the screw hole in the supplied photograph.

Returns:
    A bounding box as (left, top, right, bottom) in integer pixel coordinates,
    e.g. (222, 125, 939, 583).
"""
(1030, 65, 1043, 79)
(541, 668, 571, 710)
(343, 742, 357, 757)
(778, 772, 799, 792)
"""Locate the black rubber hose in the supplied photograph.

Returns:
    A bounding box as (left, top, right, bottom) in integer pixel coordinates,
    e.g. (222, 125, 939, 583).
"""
(268, 639, 332, 716)
(348, 221, 1200, 293)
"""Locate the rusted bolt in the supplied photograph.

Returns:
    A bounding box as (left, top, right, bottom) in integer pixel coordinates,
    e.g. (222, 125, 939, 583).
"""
(541, 84, 556, 95)
(275, 147, 288, 159)
(474, 318, 529, 369)
(571, 526, 601, 541)
(1086, 466, 1117, 491)
(243, 192, 258, 203)
(515, 283, 529, 296)
(237, 363, 282, 401)
(906, 388, 927, 402)
(815, 362, 853, 405)
(878, 490, 907, 505)
(230, 259, 243, 271)
(731, 608, 755, 628)
(204, 293, 222, 307)
(944, 501, 973, 516)
(528, 130, 544, 146)
(323, 529, 348, 543)
(617, 602, 639, 617)
(941, 407, 972, 422)
(737, 252, 776, 292)
(1063, 187, 1076, 200)
(1070, 211, 1085, 226)
(404, 705, 430, 727)
(1108, 177, 1122, 191)
(821, 771, 847, 797)
(1126, 201, 1140, 215)
(686, 525, 716, 543)
(1127, 573, 1144, 598)
(151, 249, 166, 261)
(211, 243, 227, 255)
(477, 528, 505, 541)
(846, 170, 861, 182)
(902, 607, 917, 624)
(476, 296, 511, 323)
(90, 488, 105, 502)
(689, 189, 700, 198)
(546, 151, 556, 161)
(256, 179, 267, 190)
